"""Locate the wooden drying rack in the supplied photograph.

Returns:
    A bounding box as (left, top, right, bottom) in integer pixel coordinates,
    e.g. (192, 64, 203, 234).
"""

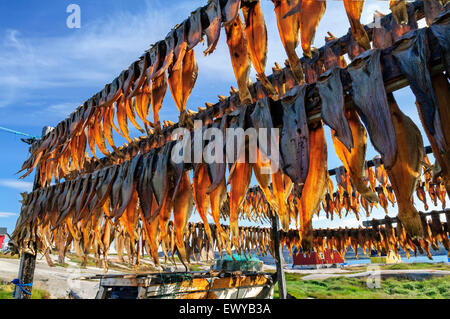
(14, 1, 443, 299)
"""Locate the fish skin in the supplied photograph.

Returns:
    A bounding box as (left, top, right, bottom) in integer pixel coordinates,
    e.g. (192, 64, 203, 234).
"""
(120, 185, 140, 259)
(229, 161, 252, 250)
(181, 49, 198, 111)
(168, 23, 189, 113)
(192, 164, 213, 243)
(123, 63, 146, 133)
(102, 106, 118, 152)
(280, 86, 309, 190)
(151, 143, 172, 217)
(151, 72, 168, 126)
(423, 0, 444, 26)
(93, 108, 110, 156)
(113, 155, 142, 219)
(72, 177, 90, 223)
(124, 94, 145, 134)
(221, 0, 241, 25)
(203, 0, 222, 55)
(137, 152, 156, 221)
(242, 0, 277, 96)
(343, 0, 370, 50)
(317, 67, 353, 151)
(168, 63, 184, 113)
(429, 22, 450, 75)
(303, 54, 323, 85)
(272, 169, 293, 232)
(77, 171, 101, 224)
(332, 107, 380, 204)
(172, 171, 194, 268)
(95, 166, 119, 211)
(250, 97, 277, 165)
(346, 32, 367, 61)
(187, 8, 203, 50)
(140, 193, 161, 267)
(116, 97, 132, 143)
(392, 28, 450, 190)
(390, 0, 408, 25)
(108, 100, 125, 138)
(347, 49, 398, 170)
(416, 181, 429, 211)
(110, 162, 129, 217)
(372, 11, 394, 50)
(205, 115, 227, 194)
(252, 149, 278, 215)
(225, 14, 253, 105)
(272, 0, 304, 83)
(385, 93, 424, 238)
(87, 116, 97, 159)
(209, 173, 230, 250)
(300, 0, 326, 58)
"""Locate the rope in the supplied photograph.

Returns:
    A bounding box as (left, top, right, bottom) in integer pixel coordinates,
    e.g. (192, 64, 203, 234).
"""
(11, 278, 32, 295)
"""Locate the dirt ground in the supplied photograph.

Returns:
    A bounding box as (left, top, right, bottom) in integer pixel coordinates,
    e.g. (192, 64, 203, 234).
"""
(2, 256, 449, 299)
(0, 256, 116, 298)
(0, 254, 213, 299)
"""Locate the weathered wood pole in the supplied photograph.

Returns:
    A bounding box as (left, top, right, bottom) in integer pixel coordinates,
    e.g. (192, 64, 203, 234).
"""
(270, 209, 287, 299)
(13, 142, 45, 298)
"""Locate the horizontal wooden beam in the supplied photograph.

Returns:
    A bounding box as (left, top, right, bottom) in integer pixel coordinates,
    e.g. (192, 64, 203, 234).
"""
(362, 209, 450, 227)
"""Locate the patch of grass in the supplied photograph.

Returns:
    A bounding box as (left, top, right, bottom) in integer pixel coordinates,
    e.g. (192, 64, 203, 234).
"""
(346, 262, 450, 272)
(0, 252, 19, 259)
(0, 283, 50, 299)
(274, 274, 450, 299)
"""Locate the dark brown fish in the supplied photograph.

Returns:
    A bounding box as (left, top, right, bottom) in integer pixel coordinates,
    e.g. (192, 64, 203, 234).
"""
(347, 49, 398, 169)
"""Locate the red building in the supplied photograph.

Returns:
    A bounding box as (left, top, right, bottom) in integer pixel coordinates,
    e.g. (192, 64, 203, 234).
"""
(293, 249, 344, 267)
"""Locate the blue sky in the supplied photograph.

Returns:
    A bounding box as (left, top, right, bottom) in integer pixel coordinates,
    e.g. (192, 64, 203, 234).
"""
(0, 1, 440, 235)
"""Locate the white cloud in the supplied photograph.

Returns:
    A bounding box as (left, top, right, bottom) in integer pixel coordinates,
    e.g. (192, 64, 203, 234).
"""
(0, 212, 17, 218)
(0, 179, 33, 192)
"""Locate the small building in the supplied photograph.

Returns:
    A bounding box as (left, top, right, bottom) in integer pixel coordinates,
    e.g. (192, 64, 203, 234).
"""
(370, 250, 402, 264)
(292, 249, 345, 269)
(0, 227, 6, 250)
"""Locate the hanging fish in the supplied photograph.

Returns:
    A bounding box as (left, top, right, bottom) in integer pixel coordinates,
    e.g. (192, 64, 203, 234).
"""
(343, 0, 370, 50)
(241, 0, 277, 96)
(225, 14, 253, 105)
(297, 122, 328, 252)
(347, 49, 398, 170)
(272, 0, 304, 83)
(393, 28, 450, 194)
(280, 86, 310, 191)
(300, 0, 326, 58)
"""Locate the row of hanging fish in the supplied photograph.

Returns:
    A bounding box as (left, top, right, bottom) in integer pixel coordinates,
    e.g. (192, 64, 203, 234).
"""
(220, 153, 448, 226)
(282, 211, 450, 260)
(9, 204, 449, 272)
(18, 0, 434, 188)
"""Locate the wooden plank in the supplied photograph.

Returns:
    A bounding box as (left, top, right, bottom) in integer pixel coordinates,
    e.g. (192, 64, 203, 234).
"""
(13, 167, 41, 299)
(270, 211, 287, 299)
(362, 209, 450, 227)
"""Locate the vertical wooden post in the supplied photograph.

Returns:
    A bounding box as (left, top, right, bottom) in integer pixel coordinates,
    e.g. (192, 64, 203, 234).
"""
(270, 210, 287, 299)
(13, 167, 40, 299)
